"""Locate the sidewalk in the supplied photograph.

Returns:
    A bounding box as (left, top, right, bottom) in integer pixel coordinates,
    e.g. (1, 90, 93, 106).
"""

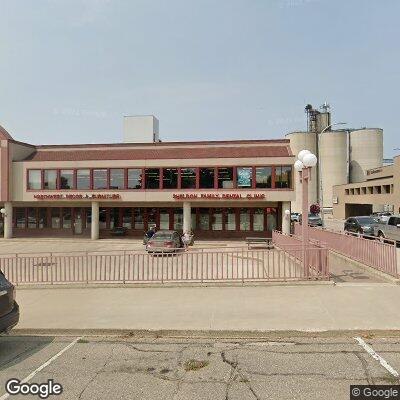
(14, 284, 400, 333)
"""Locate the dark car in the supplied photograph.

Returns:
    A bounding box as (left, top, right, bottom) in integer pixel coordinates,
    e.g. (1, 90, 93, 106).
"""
(0, 270, 19, 333)
(146, 230, 184, 253)
(344, 216, 377, 237)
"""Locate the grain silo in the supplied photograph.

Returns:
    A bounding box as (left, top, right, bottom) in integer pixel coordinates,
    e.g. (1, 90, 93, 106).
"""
(349, 128, 383, 183)
(285, 131, 318, 213)
(319, 131, 349, 209)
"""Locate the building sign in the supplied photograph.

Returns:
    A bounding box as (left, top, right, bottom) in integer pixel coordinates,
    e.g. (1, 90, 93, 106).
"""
(172, 193, 265, 200)
(33, 194, 122, 200)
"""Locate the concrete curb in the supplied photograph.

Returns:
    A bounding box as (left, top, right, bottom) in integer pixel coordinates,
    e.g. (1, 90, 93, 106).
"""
(9, 328, 400, 339)
(14, 280, 335, 290)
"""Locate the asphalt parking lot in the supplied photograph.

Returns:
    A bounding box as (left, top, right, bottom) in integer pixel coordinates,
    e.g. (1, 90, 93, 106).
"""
(0, 334, 399, 399)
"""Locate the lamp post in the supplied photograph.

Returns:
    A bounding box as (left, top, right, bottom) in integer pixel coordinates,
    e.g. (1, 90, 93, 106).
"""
(294, 150, 318, 276)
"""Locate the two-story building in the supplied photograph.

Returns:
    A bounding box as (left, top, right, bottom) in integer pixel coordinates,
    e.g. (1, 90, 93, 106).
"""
(0, 123, 295, 240)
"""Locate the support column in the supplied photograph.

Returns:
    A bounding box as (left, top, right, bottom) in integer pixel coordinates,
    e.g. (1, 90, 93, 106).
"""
(91, 201, 99, 240)
(3, 202, 13, 239)
(183, 202, 191, 233)
(281, 201, 291, 235)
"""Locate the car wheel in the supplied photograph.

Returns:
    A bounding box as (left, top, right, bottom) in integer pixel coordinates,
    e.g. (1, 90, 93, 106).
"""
(378, 232, 385, 242)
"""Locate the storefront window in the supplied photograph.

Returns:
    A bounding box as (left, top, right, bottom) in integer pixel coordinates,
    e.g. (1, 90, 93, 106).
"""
(145, 169, 160, 189)
(239, 208, 250, 231)
(191, 209, 197, 231)
(212, 208, 223, 230)
(199, 168, 215, 189)
(128, 169, 142, 189)
(237, 167, 253, 188)
(266, 208, 277, 232)
(99, 208, 107, 229)
(16, 208, 26, 228)
(93, 169, 108, 190)
(226, 208, 236, 231)
(181, 168, 196, 189)
(60, 170, 73, 189)
(256, 167, 272, 189)
(44, 170, 57, 190)
(86, 208, 91, 229)
(62, 208, 72, 229)
(28, 170, 41, 190)
(77, 169, 90, 190)
(110, 169, 125, 190)
(218, 168, 234, 189)
(253, 208, 264, 231)
(174, 208, 183, 231)
(122, 208, 132, 229)
(199, 208, 210, 230)
(163, 168, 178, 189)
(109, 208, 120, 229)
(38, 208, 48, 228)
(147, 208, 158, 228)
(160, 208, 170, 230)
(134, 208, 144, 230)
(27, 208, 36, 228)
(51, 208, 61, 228)
(275, 166, 292, 188)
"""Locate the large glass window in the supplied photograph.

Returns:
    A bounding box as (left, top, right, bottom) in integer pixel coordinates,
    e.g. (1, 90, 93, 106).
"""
(77, 169, 90, 190)
(122, 208, 132, 229)
(27, 208, 37, 228)
(218, 168, 234, 189)
(147, 208, 158, 228)
(239, 208, 251, 231)
(110, 169, 125, 190)
(237, 167, 253, 188)
(145, 169, 160, 189)
(93, 169, 108, 190)
(134, 208, 144, 230)
(174, 209, 183, 231)
(160, 208, 170, 230)
(253, 208, 264, 231)
(163, 168, 178, 189)
(127, 169, 142, 189)
(44, 170, 57, 190)
(275, 166, 292, 189)
(191, 209, 197, 231)
(181, 168, 196, 189)
(255, 167, 272, 189)
(212, 208, 223, 230)
(199, 168, 215, 189)
(28, 170, 41, 190)
(226, 208, 236, 231)
(266, 208, 277, 232)
(51, 208, 61, 228)
(99, 208, 107, 229)
(62, 208, 72, 229)
(199, 208, 210, 230)
(86, 208, 91, 229)
(109, 208, 120, 229)
(60, 170, 74, 189)
(38, 208, 48, 228)
(16, 208, 26, 228)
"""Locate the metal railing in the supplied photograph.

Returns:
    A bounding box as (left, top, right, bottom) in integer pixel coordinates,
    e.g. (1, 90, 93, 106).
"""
(293, 224, 398, 277)
(0, 245, 329, 285)
(272, 231, 329, 278)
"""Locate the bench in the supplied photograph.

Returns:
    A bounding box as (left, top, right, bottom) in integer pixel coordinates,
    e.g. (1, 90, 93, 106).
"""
(245, 237, 273, 249)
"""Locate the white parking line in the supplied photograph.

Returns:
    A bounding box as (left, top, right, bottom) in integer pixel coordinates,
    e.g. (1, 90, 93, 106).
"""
(0, 336, 83, 400)
(354, 337, 399, 378)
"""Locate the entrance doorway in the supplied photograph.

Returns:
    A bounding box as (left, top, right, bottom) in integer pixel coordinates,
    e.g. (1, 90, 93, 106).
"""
(73, 208, 83, 235)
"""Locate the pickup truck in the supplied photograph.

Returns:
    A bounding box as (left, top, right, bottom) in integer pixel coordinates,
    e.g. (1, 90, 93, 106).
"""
(374, 215, 400, 243)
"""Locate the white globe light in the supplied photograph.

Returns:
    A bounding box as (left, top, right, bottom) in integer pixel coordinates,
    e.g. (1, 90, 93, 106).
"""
(297, 149, 311, 162)
(303, 153, 318, 168)
(284, 209, 291, 216)
(0, 208, 5, 214)
(294, 160, 304, 171)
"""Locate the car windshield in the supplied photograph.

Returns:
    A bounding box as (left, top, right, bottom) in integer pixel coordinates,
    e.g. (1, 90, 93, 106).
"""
(356, 217, 375, 224)
(152, 232, 173, 240)
(308, 214, 319, 217)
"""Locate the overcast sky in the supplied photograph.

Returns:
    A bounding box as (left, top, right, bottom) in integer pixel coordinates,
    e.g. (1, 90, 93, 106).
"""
(1, 0, 399, 157)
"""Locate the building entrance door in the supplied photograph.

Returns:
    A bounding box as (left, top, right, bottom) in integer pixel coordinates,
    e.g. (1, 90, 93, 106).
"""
(73, 208, 83, 235)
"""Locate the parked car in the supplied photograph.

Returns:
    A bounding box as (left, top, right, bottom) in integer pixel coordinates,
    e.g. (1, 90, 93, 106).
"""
(0, 270, 19, 334)
(146, 230, 184, 253)
(291, 213, 301, 222)
(371, 212, 392, 223)
(344, 216, 377, 237)
(374, 215, 400, 243)
(299, 213, 322, 226)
